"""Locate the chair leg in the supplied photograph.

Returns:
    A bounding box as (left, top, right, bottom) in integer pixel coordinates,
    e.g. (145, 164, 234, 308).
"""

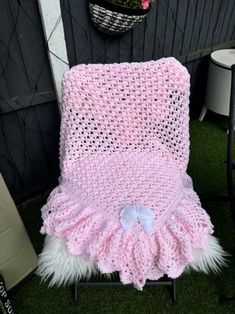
(171, 279, 176, 304)
(73, 281, 79, 304)
(199, 105, 208, 121)
(219, 64, 235, 304)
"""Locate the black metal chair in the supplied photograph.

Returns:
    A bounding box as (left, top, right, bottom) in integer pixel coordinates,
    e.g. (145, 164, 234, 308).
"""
(226, 64, 235, 223)
(219, 63, 235, 304)
(73, 276, 176, 304)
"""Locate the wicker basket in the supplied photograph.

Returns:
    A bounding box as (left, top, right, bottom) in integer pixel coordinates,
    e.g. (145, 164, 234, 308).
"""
(89, 0, 151, 35)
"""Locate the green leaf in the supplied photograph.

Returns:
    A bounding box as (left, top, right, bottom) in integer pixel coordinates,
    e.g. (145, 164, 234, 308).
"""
(111, 0, 142, 9)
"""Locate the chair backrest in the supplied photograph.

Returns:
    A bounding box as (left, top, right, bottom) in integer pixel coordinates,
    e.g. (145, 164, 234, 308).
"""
(60, 58, 190, 174)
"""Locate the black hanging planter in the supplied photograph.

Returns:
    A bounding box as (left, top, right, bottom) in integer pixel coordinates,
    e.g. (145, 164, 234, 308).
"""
(89, 0, 152, 35)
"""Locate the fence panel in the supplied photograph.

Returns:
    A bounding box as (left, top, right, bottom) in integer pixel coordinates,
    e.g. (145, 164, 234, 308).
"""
(0, 0, 60, 202)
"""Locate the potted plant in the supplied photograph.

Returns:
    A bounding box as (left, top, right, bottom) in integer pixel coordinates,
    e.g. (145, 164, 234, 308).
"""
(88, 0, 152, 35)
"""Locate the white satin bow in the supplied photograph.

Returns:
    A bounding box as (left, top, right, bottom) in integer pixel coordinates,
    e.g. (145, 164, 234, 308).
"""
(120, 204, 154, 234)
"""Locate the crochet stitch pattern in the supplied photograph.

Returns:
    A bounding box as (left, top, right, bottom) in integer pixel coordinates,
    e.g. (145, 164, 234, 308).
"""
(39, 58, 225, 290)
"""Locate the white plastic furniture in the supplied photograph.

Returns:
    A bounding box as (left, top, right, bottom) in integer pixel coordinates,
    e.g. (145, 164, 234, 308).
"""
(199, 49, 235, 121)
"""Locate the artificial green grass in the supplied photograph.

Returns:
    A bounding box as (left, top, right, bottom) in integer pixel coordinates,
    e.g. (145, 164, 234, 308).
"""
(12, 115, 235, 313)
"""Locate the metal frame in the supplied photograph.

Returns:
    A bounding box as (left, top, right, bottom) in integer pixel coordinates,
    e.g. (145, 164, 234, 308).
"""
(73, 277, 176, 304)
(226, 64, 235, 222)
(201, 64, 235, 203)
(219, 64, 235, 304)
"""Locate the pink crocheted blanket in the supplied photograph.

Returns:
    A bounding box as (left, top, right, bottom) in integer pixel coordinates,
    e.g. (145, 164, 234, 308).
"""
(40, 58, 214, 290)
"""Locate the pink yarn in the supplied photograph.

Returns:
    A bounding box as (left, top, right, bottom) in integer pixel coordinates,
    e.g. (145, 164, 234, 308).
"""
(41, 58, 214, 290)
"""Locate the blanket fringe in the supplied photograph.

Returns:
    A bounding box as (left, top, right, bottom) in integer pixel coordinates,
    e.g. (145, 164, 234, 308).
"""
(36, 234, 228, 287)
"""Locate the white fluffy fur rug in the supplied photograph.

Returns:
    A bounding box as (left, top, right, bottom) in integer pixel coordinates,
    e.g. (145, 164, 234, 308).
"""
(36, 236, 99, 286)
(36, 235, 227, 287)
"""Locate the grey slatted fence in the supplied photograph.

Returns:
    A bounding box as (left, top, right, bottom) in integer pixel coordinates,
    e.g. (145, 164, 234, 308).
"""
(61, 0, 235, 112)
(0, 0, 234, 202)
(0, 0, 60, 202)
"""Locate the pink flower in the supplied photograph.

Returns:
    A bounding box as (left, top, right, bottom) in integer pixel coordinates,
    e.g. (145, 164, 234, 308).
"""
(141, 0, 150, 9)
